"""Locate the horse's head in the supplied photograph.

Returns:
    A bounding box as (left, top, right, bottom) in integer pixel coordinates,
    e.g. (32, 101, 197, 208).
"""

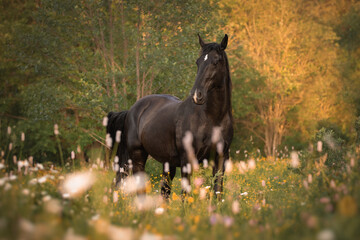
(191, 34, 229, 105)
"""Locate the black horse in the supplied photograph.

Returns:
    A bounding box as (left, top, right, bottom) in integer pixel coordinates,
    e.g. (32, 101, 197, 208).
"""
(107, 34, 233, 198)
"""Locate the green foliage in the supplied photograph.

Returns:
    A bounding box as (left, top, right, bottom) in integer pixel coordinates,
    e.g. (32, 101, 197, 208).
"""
(314, 127, 346, 169)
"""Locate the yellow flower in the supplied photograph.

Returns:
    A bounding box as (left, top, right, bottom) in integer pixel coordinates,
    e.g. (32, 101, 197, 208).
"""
(172, 192, 180, 201)
(338, 195, 358, 217)
(187, 197, 194, 203)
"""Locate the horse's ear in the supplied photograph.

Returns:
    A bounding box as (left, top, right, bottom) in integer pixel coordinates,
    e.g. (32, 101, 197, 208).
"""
(198, 33, 206, 48)
(220, 34, 228, 50)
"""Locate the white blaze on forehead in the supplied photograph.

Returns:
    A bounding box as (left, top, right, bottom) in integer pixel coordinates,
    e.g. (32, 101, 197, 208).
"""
(204, 54, 208, 61)
(193, 89, 198, 103)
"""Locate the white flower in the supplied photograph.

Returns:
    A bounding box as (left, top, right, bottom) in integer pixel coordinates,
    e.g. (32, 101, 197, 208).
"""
(54, 124, 59, 135)
(121, 172, 149, 194)
(317, 229, 335, 240)
(232, 200, 240, 214)
(290, 151, 300, 168)
(21, 132, 25, 142)
(248, 159, 256, 170)
(102, 116, 108, 127)
(61, 171, 96, 198)
(317, 141, 323, 152)
(106, 134, 113, 148)
(154, 207, 164, 215)
(240, 192, 248, 196)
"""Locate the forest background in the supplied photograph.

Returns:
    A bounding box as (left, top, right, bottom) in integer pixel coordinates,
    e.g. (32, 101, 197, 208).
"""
(1, 0, 359, 164)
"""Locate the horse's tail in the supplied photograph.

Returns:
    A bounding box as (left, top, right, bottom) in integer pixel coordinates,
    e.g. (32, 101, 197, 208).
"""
(106, 111, 129, 182)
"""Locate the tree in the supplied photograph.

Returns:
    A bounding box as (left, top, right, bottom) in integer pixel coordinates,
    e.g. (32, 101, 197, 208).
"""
(221, 0, 343, 157)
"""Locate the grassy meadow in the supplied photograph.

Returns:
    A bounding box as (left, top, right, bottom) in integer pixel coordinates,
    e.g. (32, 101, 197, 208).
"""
(1, 133, 359, 240)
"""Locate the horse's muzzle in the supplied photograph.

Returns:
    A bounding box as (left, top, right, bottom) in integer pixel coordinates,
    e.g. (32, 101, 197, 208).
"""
(192, 89, 205, 105)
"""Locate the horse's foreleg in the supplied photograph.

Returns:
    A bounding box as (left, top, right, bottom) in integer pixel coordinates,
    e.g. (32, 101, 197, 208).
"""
(161, 164, 176, 199)
(213, 147, 229, 198)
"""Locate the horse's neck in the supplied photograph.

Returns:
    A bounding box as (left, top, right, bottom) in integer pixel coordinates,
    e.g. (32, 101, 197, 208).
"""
(206, 77, 232, 123)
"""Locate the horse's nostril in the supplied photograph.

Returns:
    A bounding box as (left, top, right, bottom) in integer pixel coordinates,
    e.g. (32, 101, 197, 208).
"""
(197, 91, 202, 99)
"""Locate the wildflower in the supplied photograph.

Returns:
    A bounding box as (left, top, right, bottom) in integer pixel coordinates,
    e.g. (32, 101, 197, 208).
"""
(134, 195, 163, 211)
(54, 124, 59, 135)
(225, 160, 233, 173)
(236, 150, 240, 154)
(44, 199, 62, 215)
(9, 143, 12, 151)
(164, 162, 170, 173)
(232, 200, 240, 214)
(338, 195, 357, 217)
(42, 195, 51, 202)
(4, 183, 11, 191)
(203, 159, 208, 168)
(317, 229, 335, 240)
(248, 159, 256, 170)
(317, 141, 323, 152)
(22, 189, 30, 195)
(319, 197, 330, 203)
(238, 161, 247, 174)
(187, 197, 194, 203)
(121, 172, 149, 194)
(102, 116, 108, 127)
(172, 192, 180, 201)
(155, 207, 165, 215)
(290, 151, 300, 168)
(21, 132, 25, 142)
(308, 174, 313, 184)
(103, 195, 108, 204)
(306, 215, 318, 228)
(303, 180, 309, 190)
(199, 188, 207, 200)
(115, 130, 121, 143)
(71, 151, 75, 160)
(350, 158, 355, 167)
(261, 180, 266, 187)
(240, 192, 248, 196)
(61, 171, 96, 198)
(223, 216, 234, 228)
(330, 180, 336, 189)
(181, 178, 191, 193)
(106, 134, 113, 148)
(38, 176, 47, 184)
(194, 177, 204, 188)
(7, 126, 11, 135)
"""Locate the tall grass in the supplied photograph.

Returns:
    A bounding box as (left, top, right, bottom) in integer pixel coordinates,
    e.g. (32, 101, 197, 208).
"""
(0, 125, 359, 240)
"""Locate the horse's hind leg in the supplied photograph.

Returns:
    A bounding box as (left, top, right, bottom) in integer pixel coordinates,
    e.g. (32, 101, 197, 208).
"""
(161, 164, 176, 199)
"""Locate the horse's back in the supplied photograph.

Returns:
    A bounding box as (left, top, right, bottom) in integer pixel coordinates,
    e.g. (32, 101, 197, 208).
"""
(126, 94, 182, 164)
